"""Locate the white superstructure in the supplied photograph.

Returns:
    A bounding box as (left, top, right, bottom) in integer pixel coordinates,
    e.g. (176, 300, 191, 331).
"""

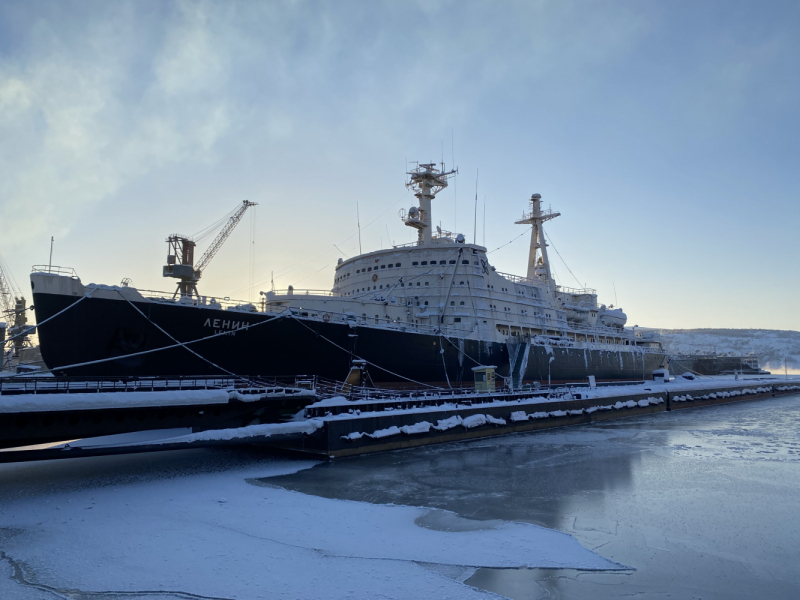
(262, 163, 653, 351)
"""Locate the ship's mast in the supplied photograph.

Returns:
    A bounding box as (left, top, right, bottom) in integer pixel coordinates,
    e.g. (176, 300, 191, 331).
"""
(402, 163, 457, 245)
(515, 193, 560, 284)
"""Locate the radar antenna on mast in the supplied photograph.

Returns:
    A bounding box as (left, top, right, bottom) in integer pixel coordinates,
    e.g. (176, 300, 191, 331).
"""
(515, 193, 560, 284)
(163, 200, 257, 297)
(401, 163, 457, 245)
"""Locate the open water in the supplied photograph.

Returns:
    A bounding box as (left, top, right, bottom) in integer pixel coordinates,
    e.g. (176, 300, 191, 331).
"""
(269, 393, 800, 599)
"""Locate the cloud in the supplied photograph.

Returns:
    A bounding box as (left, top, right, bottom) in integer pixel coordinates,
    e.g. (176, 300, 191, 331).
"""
(0, 0, 796, 328)
(0, 0, 233, 246)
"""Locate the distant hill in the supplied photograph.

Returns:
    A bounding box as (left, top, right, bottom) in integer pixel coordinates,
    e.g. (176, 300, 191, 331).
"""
(653, 329, 800, 374)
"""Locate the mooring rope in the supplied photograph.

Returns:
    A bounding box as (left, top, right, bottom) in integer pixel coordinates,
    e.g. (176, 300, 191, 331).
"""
(32, 298, 290, 376)
(116, 290, 249, 380)
(3, 292, 93, 346)
(287, 314, 444, 390)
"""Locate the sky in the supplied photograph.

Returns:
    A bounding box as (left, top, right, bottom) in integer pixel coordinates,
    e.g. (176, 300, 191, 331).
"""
(1, 0, 798, 330)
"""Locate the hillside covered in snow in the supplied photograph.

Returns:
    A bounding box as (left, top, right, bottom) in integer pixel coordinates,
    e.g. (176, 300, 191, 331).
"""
(653, 329, 800, 374)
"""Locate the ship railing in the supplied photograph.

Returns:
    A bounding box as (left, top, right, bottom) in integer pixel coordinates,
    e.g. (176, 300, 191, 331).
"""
(0, 375, 300, 396)
(494, 271, 539, 286)
(492, 273, 597, 297)
(265, 289, 340, 298)
(516, 208, 559, 223)
(130, 289, 264, 312)
(556, 285, 597, 296)
(31, 265, 79, 278)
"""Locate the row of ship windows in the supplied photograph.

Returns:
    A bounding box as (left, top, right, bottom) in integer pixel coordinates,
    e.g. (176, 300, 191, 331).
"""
(411, 259, 475, 266)
(359, 314, 464, 324)
(353, 259, 477, 274)
(298, 311, 465, 325)
(343, 280, 473, 295)
(355, 263, 402, 274)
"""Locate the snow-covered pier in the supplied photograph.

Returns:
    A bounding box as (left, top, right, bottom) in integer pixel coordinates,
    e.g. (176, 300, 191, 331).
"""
(0, 376, 316, 460)
(288, 377, 800, 458)
(1, 375, 798, 463)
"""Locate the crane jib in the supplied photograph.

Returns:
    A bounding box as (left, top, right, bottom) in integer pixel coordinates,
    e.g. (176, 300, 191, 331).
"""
(162, 200, 257, 298)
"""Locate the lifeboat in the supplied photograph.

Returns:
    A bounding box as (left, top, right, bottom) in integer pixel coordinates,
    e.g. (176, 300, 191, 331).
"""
(598, 306, 627, 328)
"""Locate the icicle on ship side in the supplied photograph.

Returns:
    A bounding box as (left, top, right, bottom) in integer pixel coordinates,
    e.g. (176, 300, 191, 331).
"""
(30, 163, 667, 385)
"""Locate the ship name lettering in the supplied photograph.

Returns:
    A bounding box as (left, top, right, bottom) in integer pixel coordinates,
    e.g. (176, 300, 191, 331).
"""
(204, 318, 250, 331)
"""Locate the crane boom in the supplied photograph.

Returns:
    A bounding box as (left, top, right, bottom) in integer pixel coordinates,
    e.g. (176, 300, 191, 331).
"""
(0, 254, 30, 357)
(195, 200, 257, 274)
(0, 265, 15, 318)
(162, 200, 257, 297)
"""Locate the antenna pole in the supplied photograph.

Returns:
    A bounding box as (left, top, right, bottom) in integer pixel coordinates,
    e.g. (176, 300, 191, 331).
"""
(483, 194, 486, 246)
(613, 282, 618, 306)
(48, 236, 54, 270)
(473, 169, 478, 244)
(357, 202, 362, 254)
(451, 131, 456, 234)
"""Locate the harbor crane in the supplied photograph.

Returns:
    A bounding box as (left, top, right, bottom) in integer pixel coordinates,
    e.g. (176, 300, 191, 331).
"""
(0, 253, 31, 360)
(163, 200, 257, 297)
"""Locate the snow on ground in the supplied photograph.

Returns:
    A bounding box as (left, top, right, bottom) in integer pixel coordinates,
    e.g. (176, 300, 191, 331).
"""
(0, 456, 621, 600)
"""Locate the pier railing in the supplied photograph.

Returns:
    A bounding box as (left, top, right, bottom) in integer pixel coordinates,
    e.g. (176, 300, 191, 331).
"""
(0, 375, 306, 396)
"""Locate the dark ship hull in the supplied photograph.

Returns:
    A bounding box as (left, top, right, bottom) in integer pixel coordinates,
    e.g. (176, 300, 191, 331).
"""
(33, 291, 667, 385)
(669, 355, 762, 376)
